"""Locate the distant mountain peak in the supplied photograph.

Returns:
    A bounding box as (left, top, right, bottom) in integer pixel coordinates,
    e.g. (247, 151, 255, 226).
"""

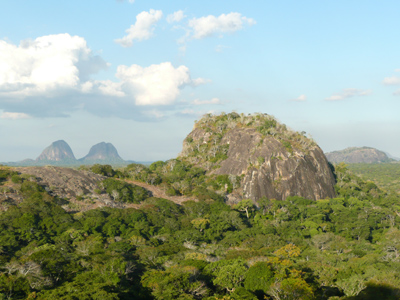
(36, 140, 76, 162)
(80, 142, 124, 163)
(325, 147, 392, 164)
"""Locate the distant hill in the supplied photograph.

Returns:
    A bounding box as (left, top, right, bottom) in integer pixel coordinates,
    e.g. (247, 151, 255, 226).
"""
(325, 147, 393, 164)
(36, 140, 77, 164)
(3, 141, 130, 167)
(79, 142, 125, 165)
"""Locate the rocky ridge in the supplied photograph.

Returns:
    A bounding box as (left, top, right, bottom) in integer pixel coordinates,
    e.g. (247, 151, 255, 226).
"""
(179, 112, 336, 201)
(325, 147, 393, 164)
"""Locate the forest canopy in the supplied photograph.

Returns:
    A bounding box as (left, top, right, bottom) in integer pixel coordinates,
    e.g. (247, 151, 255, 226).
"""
(0, 163, 400, 299)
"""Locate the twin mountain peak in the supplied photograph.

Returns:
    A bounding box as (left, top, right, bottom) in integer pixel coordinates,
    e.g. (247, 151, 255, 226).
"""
(36, 140, 124, 165)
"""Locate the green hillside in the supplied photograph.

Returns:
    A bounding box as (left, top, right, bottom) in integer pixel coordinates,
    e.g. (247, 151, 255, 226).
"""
(1, 163, 400, 299)
(347, 162, 400, 194)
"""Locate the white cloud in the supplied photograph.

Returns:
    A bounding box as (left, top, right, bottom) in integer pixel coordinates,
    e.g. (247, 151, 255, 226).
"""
(144, 110, 164, 118)
(181, 109, 196, 115)
(215, 45, 230, 52)
(383, 76, 400, 85)
(191, 78, 211, 86)
(114, 62, 194, 105)
(0, 112, 31, 119)
(167, 10, 185, 23)
(0, 34, 107, 98)
(292, 94, 306, 101)
(94, 80, 125, 97)
(325, 88, 372, 101)
(192, 98, 221, 105)
(188, 12, 256, 39)
(115, 9, 163, 47)
(0, 34, 205, 118)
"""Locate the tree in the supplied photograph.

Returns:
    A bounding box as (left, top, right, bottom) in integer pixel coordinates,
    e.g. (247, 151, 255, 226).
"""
(233, 199, 254, 219)
(191, 218, 210, 232)
(141, 266, 208, 299)
(269, 277, 314, 300)
(244, 262, 274, 296)
(206, 259, 248, 293)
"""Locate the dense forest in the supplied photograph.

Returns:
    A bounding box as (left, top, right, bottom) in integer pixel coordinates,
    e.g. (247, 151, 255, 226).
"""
(347, 163, 400, 194)
(1, 161, 400, 300)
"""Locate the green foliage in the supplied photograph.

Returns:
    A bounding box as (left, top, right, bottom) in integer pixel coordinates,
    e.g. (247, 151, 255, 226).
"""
(142, 266, 209, 299)
(90, 164, 116, 177)
(243, 262, 274, 295)
(20, 181, 45, 197)
(0, 168, 18, 184)
(347, 162, 400, 194)
(11, 174, 23, 184)
(101, 178, 150, 203)
(0, 162, 400, 299)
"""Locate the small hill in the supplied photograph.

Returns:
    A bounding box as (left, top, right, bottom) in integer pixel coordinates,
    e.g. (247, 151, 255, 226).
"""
(179, 112, 336, 201)
(36, 140, 77, 164)
(325, 147, 393, 164)
(79, 142, 125, 165)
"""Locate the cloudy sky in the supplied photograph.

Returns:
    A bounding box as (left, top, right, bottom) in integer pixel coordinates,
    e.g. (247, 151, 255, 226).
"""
(1, 0, 400, 162)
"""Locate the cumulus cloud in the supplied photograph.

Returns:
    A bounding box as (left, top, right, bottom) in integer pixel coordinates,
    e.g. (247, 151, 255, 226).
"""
(191, 78, 211, 86)
(0, 34, 205, 119)
(0, 112, 31, 119)
(188, 12, 256, 39)
(383, 76, 400, 85)
(115, 62, 192, 105)
(325, 89, 372, 101)
(292, 95, 307, 101)
(0, 34, 107, 98)
(192, 98, 221, 105)
(167, 10, 185, 23)
(115, 9, 163, 47)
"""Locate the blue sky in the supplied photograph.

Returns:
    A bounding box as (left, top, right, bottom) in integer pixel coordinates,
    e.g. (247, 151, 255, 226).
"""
(1, 0, 400, 161)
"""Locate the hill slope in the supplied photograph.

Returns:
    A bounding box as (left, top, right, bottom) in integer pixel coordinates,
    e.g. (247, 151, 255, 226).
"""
(325, 147, 392, 164)
(36, 140, 77, 164)
(179, 112, 336, 201)
(80, 142, 125, 165)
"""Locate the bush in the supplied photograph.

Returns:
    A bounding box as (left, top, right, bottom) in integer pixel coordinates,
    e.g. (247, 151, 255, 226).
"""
(11, 174, 23, 184)
(90, 164, 115, 177)
(101, 178, 150, 203)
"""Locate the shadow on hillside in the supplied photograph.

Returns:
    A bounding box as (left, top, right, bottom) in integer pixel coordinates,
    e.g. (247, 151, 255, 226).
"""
(345, 282, 400, 300)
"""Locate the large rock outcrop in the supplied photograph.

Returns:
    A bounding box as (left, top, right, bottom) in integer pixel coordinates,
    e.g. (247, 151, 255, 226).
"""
(36, 140, 77, 163)
(325, 147, 392, 164)
(80, 142, 125, 165)
(179, 112, 336, 201)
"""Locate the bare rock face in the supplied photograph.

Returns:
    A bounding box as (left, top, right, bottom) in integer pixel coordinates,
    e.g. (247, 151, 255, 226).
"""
(80, 142, 125, 164)
(17, 166, 105, 200)
(36, 140, 76, 163)
(180, 112, 336, 201)
(325, 147, 392, 164)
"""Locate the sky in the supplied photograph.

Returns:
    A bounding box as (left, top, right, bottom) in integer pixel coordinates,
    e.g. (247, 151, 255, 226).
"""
(1, 0, 400, 162)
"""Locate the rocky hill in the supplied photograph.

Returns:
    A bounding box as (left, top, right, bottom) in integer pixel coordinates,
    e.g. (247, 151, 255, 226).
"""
(80, 142, 125, 165)
(325, 147, 393, 164)
(5, 141, 129, 167)
(36, 140, 77, 164)
(179, 112, 336, 201)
